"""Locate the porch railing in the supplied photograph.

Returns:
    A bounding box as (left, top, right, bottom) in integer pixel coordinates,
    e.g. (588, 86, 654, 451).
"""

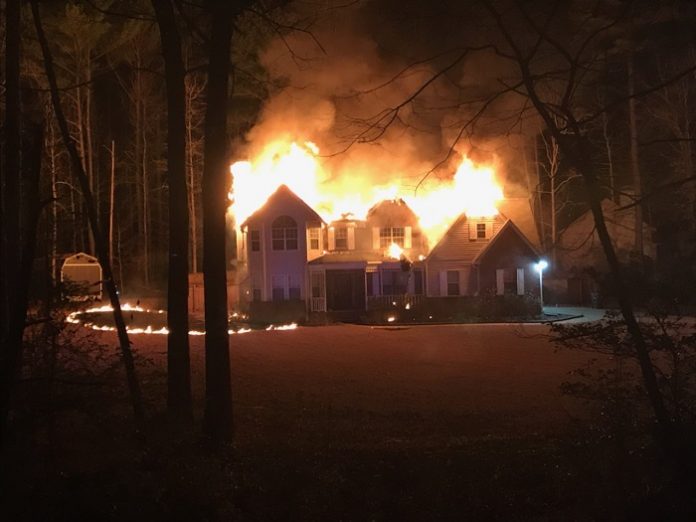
(310, 297, 326, 312)
(367, 294, 424, 310)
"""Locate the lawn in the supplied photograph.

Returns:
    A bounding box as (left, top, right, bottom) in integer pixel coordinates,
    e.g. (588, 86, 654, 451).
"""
(6, 323, 658, 521)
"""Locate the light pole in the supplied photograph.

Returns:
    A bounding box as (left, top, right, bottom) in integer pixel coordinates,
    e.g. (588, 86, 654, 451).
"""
(535, 259, 548, 310)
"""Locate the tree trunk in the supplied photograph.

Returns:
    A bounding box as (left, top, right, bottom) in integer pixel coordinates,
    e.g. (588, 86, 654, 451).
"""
(627, 56, 644, 258)
(109, 140, 116, 268)
(50, 113, 59, 285)
(601, 110, 617, 203)
(185, 78, 199, 274)
(0, 0, 23, 440)
(31, 0, 144, 426)
(202, 0, 234, 442)
(533, 133, 546, 252)
(0, 121, 44, 444)
(152, 0, 193, 423)
(142, 107, 150, 286)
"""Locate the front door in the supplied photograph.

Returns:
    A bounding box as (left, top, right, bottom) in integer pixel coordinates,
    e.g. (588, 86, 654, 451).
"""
(326, 269, 366, 311)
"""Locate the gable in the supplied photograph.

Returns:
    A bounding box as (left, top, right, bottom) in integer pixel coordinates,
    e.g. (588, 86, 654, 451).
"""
(497, 198, 541, 250)
(474, 222, 539, 266)
(428, 214, 506, 263)
(241, 185, 324, 229)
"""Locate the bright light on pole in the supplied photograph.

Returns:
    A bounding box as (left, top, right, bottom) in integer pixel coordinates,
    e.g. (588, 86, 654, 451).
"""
(535, 260, 548, 309)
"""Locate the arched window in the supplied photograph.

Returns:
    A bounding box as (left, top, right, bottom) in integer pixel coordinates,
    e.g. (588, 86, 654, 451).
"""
(272, 216, 298, 250)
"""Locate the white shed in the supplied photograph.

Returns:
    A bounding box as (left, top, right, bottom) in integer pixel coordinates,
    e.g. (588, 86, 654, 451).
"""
(61, 252, 102, 300)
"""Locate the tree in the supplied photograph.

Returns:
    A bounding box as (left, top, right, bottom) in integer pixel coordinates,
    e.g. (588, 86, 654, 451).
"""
(202, 0, 235, 442)
(479, 0, 687, 464)
(30, 0, 144, 426)
(151, 0, 193, 423)
(1, 0, 26, 441)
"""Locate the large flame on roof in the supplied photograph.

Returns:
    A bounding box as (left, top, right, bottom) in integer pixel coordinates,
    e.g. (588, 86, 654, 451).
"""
(229, 140, 503, 244)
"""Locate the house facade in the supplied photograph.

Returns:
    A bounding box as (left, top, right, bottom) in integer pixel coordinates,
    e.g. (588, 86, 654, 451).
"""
(236, 185, 541, 321)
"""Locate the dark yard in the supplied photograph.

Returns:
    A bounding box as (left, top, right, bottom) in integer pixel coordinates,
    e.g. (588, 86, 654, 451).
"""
(3, 321, 671, 520)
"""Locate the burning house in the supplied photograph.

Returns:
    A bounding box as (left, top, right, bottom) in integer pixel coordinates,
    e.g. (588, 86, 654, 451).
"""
(234, 191, 541, 322)
(229, 140, 542, 322)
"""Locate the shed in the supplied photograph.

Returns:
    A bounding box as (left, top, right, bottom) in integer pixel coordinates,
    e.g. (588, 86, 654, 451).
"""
(61, 252, 102, 300)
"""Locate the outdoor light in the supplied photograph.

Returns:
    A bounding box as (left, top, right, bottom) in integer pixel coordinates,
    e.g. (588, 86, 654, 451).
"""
(535, 259, 549, 309)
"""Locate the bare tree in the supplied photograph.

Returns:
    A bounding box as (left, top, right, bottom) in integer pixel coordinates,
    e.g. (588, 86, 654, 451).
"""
(0, 0, 24, 441)
(152, 0, 193, 423)
(202, 0, 235, 442)
(479, 0, 681, 460)
(30, 0, 144, 426)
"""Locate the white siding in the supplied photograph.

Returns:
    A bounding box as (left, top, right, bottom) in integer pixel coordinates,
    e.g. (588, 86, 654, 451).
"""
(372, 227, 381, 250)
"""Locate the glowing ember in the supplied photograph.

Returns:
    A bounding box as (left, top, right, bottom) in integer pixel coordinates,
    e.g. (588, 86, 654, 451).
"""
(228, 140, 503, 245)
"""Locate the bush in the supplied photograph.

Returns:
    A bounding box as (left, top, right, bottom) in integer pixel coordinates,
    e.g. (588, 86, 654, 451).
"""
(477, 290, 541, 320)
(362, 293, 540, 323)
(248, 299, 306, 324)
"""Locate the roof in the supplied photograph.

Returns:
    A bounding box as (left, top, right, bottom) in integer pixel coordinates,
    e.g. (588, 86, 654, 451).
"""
(62, 252, 99, 266)
(472, 220, 540, 264)
(308, 250, 385, 265)
(497, 198, 541, 249)
(366, 198, 420, 227)
(241, 184, 325, 228)
(427, 209, 539, 265)
(427, 214, 506, 263)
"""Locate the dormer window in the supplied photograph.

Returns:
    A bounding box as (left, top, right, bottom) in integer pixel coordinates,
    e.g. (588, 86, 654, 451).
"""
(272, 216, 298, 250)
(308, 227, 320, 250)
(335, 227, 348, 249)
(469, 220, 492, 241)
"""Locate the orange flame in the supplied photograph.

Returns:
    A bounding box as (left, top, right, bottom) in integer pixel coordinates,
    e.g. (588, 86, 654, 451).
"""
(229, 140, 503, 244)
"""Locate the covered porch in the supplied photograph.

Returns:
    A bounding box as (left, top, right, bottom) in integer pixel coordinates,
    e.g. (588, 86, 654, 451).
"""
(308, 255, 425, 316)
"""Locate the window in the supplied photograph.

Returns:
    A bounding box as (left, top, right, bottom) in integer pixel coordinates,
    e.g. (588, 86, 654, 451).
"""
(413, 270, 424, 295)
(503, 268, 516, 294)
(288, 275, 301, 300)
(447, 270, 460, 296)
(380, 227, 405, 248)
(469, 220, 490, 241)
(382, 270, 407, 295)
(496, 268, 517, 295)
(250, 230, 260, 252)
(271, 275, 285, 301)
(272, 216, 298, 250)
(309, 228, 320, 250)
(335, 227, 348, 249)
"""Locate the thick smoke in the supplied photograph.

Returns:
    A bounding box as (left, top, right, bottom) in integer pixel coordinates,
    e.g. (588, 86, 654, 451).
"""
(239, 1, 535, 198)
